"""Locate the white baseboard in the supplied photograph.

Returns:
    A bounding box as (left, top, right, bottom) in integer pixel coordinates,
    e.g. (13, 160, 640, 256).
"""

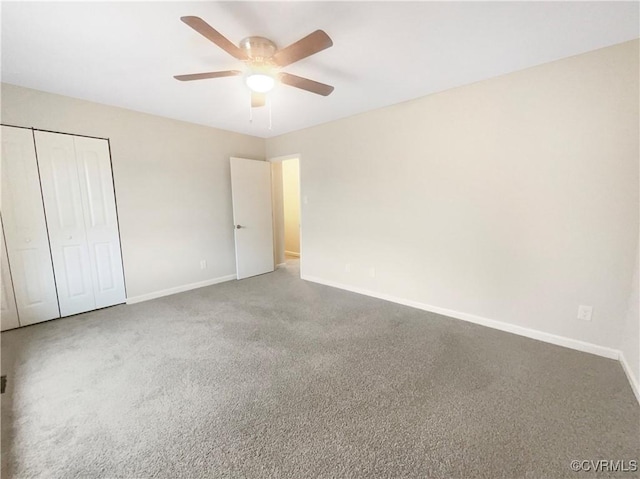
(126, 274, 237, 304)
(619, 351, 640, 405)
(302, 275, 620, 360)
(285, 251, 300, 258)
(276, 262, 287, 269)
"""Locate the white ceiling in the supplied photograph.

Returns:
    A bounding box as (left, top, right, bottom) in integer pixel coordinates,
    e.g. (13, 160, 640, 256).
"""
(2, 2, 638, 138)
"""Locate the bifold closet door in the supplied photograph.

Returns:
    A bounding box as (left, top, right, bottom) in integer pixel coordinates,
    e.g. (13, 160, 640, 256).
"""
(73, 136, 126, 309)
(1, 126, 60, 325)
(35, 131, 125, 317)
(1, 218, 20, 331)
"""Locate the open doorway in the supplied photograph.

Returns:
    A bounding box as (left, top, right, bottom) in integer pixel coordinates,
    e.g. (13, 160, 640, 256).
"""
(270, 155, 301, 275)
(282, 158, 300, 261)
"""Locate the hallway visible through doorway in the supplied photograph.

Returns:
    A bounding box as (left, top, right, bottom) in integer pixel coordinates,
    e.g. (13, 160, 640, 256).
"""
(282, 158, 300, 260)
(270, 155, 301, 272)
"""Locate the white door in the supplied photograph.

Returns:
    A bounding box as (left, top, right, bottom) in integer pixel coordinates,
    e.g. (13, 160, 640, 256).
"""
(35, 131, 96, 317)
(230, 158, 274, 279)
(1, 126, 60, 325)
(1, 217, 20, 331)
(74, 136, 126, 309)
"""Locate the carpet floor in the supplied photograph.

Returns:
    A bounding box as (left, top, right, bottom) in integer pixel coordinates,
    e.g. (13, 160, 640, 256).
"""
(1, 260, 638, 478)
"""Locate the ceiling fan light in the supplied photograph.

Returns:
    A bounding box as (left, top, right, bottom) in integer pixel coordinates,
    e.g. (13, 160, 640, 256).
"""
(246, 73, 275, 93)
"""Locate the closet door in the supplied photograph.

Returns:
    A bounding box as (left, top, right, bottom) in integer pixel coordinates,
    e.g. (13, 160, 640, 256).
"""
(1, 126, 60, 325)
(74, 136, 126, 308)
(1, 217, 20, 331)
(35, 131, 96, 317)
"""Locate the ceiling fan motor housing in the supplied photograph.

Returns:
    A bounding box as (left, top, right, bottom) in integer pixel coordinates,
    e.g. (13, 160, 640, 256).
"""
(239, 36, 278, 64)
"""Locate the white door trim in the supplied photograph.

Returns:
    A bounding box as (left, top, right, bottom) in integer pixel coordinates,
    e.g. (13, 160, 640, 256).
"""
(268, 153, 301, 163)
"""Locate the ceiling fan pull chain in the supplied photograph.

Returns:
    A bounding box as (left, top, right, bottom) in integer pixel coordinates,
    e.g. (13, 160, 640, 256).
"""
(249, 94, 253, 123)
(268, 96, 272, 131)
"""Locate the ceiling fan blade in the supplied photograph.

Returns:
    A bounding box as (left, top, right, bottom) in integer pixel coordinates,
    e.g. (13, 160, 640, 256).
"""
(174, 70, 242, 81)
(279, 72, 334, 96)
(180, 16, 247, 60)
(251, 92, 266, 108)
(272, 30, 333, 67)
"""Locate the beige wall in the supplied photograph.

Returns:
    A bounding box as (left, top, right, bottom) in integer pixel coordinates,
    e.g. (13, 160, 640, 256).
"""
(282, 159, 301, 256)
(1, 83, 265, 300)
(267, 40, 639, 355)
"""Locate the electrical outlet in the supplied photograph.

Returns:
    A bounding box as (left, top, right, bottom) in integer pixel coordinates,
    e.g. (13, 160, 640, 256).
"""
(369, 267, 376, 278)
(577, 305, 593, 321)
(344, 263, 351, 273)
(200, 259, 207, 270)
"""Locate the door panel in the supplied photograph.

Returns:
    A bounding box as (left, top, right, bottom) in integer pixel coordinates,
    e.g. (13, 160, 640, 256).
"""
(62, 245, 90, 297)
(73, 136, 126, 308)
(22, 248, 48, 302)
(230, 158, 274, 279)
(1, 126, 60, 325)
(1, 218, 20, 331)
(35, 131, 96, 317)
(94, 243, 115, 290)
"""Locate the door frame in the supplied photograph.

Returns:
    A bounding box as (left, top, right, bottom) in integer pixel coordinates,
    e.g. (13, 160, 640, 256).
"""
(268, 153, 303, 277)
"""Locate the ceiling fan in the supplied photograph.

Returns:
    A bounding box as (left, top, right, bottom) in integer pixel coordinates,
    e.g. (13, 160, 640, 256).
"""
(174, 16, 335, 108)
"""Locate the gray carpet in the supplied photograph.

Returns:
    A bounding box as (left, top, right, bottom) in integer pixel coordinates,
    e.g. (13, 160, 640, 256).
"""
(1, 260, 638, 478)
